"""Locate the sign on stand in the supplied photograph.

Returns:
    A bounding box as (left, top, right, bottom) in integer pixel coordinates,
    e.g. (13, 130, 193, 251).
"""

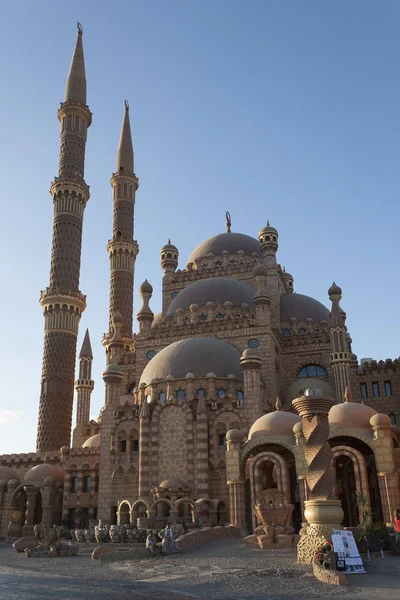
(331, 530, 366, 574)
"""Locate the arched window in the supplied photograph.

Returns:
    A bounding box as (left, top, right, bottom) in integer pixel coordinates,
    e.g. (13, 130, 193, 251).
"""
(297, 365, 327, 378)
(146, 350, 156, 360)
(196, 388, 206, 398)
(217, 388, 226, 398)
(70, 476, 78, 493)
(176, 389, 185, 400)
(237, 390, 244, 402)
(298, 328, 306, 335)
(389, 413, 397, 426)
(216, 313, 224, 320)
(282, 328, 290, 337)
(159, 391, 166, 403)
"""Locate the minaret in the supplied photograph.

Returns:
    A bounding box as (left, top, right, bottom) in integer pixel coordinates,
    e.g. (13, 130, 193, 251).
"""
(37, 24, 92, 452)
(105, 101, 139, 356)
(328, 282, 352, 403)
(75, 329, 94, 424)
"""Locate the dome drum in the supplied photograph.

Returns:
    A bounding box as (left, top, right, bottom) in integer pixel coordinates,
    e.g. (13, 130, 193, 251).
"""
(135, 370, 244, 408)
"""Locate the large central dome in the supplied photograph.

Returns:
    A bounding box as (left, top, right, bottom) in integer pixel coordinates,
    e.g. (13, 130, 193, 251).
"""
(167, 277, 255, 316)
(139, 337, 243, 384)
(187, 232, 262, 265)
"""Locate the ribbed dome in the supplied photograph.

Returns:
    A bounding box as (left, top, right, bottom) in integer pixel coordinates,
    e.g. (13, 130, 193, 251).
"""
(167, 277, 255, 316)
(329, 402, 377, 429)
(280, 293, 330, 322)
(249, 411, 301, 439)
(82, 434, 101, 448)
(0, 466, 19, 483)
(139, 337, 243, 384)
(24, 463, 64, 485)
(187, 232, 262, 264)
(159, 477, 188, 490)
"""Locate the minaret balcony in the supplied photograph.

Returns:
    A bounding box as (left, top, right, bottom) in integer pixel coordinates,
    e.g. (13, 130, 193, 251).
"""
(40, 288, 87, 313)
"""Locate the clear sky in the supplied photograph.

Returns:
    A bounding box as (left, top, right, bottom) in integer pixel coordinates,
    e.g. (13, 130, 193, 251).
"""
(0, 0, 398, 454)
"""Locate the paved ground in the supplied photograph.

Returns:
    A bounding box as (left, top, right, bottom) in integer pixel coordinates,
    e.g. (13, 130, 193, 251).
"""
(0, 539, 399, 600)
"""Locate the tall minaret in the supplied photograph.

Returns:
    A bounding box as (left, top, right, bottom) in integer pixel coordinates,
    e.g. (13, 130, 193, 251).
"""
(328, 282, 352, 403)
(105, 101, 139, 357)
(75, 329, 94, 424)
(37, 24, 92, 452)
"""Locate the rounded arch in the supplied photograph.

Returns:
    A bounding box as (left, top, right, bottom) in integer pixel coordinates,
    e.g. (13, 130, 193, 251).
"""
(117, 500, 131, 525)
(332, 445, 371, 527)
(240, 436, 296, 468)
(175, 497, 195, 510)
(131, 498, 151, 514)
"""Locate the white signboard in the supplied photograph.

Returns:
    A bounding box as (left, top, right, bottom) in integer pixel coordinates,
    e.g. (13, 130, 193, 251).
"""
(331, 529, 366, 574)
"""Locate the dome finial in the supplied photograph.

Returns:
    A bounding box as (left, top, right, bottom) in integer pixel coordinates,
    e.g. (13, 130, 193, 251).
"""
(168, 238, 171, 244)
(344, 386, 351, 403)
(226, 211, 232, 233)
(275, 396, 282, 411)
(266, 220, 270, 226)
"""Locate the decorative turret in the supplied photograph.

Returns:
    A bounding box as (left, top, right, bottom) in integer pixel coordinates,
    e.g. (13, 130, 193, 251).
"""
(283, 267, 294, 293)
(160, 240, 179, 275)
(328, 282, 352, 403)
(106, 101, 139, 350)
(74, 329, 94, 424)
(37, 24, 92, 452)
(240, 348, 263, 423)
(257, 221, 280, 325)
(137, 279, 154, 330)
(252, 263, 271, 324)
(258, 221, 278, 256)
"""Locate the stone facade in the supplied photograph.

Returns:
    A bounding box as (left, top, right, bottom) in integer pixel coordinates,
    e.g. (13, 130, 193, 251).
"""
(0, 25, 399, 542)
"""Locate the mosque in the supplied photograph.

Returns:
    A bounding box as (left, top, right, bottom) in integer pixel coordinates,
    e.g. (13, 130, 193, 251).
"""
(0, 25, 399, 540)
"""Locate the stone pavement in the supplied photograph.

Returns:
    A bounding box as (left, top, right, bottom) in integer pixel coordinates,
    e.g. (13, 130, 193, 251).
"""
(0, 539, 399, 600)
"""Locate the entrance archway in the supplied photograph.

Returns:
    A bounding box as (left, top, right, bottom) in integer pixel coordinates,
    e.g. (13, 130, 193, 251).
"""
(335, 456, 358, 527)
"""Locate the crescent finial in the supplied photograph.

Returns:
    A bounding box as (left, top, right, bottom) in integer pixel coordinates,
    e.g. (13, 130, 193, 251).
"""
(124, 99, 129, 111)
(77, 22, 83, 35)
(226, 211, 232, 233)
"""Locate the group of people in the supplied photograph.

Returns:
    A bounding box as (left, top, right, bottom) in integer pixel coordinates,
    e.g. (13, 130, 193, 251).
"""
(146, 523, 181, 556)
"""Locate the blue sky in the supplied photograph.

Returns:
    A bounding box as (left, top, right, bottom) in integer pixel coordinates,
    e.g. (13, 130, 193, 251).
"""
(0, 0, 398, 453)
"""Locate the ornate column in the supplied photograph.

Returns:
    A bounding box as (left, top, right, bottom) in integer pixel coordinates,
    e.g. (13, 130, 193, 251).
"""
(292, 392, 344, 562)
(22, 488, 38, 537)
(138, 398, 150, 499)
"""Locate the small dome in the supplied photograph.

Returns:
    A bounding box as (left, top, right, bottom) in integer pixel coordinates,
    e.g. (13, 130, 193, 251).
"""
(24, 463, 64, 485)
(140, 337, 243, 383)
(140, 279, 153, 294)
(280, 293, 330, 322)
(241, 348, 260, 360)
(258, 222, 278, 236)
(249, 411, 301, 439)
(328, 282, 342, 297)
(104, 363, 122, 375)
(370, 414, 391, 428)
(0, 466, 19, 483)
(159, 477, 188, 490)
(167, 277, 255, 316)
(82, 433, 101, 448)
(253, 263, 268, 278)
(284, 271, 293, 280)
(293, 421, 303, 435)
(329, 402, 377, 429)
(112, 311, 123, 324)
(187, 232, 262, 264)
(152, 312, 163, 327)
(161, 240, 178, 252)
(44, 476, 55, 486)
(226, 429, 243, 442)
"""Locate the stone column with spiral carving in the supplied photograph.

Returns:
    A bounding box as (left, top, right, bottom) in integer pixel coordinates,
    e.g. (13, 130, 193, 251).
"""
(292, 393, 344, 562)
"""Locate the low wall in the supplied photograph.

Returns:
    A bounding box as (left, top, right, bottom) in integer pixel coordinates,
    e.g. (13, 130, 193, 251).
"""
(176, 525, 240, 550)
(312, 560, 348, 586)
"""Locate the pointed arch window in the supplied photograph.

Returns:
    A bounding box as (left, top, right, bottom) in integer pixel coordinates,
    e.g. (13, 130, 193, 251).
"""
(297, 365, 327, 378)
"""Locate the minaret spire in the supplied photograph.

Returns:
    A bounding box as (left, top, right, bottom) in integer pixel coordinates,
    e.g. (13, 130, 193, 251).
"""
(37, 25, 92, 452)
(64, 23, 87, 104)
(104, 102, 139, 355)
(73, 329, 95, 445)
(116, 100, 134, 172)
